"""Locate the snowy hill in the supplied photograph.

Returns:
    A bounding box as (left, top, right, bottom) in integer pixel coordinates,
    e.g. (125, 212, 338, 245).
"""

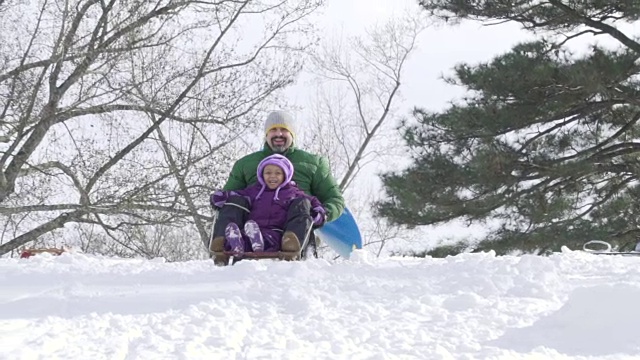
(1, 250, 640, 359)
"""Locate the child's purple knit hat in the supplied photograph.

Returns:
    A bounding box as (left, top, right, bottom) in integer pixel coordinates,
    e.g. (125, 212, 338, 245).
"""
(256, 154, 294, 199)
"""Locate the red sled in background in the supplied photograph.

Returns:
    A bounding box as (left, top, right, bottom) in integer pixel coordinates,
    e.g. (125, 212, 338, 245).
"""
(20, 247, 66, 259)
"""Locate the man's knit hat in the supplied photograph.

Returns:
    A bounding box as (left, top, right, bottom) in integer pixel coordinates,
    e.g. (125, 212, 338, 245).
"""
(264, 110, 296, 139)
(256, 154, 294, 200)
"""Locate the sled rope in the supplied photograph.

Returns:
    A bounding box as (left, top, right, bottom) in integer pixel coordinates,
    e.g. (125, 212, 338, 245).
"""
(224, 202, 250, 213)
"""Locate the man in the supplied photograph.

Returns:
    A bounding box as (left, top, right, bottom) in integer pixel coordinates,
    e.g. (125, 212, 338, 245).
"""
(209, 110, 345, 265)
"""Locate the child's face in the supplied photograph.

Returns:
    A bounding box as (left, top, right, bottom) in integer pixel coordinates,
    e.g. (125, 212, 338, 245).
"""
(263, 164, 285, 189)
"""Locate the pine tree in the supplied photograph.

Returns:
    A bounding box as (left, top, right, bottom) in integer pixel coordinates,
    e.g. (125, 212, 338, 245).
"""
(378, 0, 640, 255)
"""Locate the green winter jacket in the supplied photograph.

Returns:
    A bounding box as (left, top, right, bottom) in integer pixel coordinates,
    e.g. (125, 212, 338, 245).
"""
(222, 145, 345, 222)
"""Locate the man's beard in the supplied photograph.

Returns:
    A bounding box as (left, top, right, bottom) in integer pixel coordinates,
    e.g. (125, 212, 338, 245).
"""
(269, 137, 289, 153)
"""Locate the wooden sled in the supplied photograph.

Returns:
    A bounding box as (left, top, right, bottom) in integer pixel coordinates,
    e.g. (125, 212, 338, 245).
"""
(223, 251, 299, 265)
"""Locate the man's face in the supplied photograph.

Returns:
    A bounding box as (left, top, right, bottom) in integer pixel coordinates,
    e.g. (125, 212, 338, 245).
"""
(266, 127, 293, 153)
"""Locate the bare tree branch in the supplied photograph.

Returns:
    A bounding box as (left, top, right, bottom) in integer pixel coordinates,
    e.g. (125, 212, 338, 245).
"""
(0, 0, 323, 256)
(305, 13, 427, 256)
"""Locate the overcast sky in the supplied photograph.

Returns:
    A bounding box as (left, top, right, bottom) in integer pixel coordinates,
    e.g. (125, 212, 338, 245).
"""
(283, 0, 534, 249)
(292, 0, 535, 114)
(315, 0, 632, 116)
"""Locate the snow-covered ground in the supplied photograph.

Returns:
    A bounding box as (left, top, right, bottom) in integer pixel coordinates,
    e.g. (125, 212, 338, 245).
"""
(1, 249, 639, 359)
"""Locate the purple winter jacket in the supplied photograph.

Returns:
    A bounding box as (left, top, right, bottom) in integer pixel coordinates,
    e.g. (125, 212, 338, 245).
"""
(213, 182, 323, 251)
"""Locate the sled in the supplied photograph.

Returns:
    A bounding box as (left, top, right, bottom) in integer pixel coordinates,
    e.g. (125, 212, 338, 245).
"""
(223, 251, 297, 261)
(224, 251, 287, 258)
(209, 206, 363, 265)
(20, 247, 66, 259)
(315, 207, 362, 259)
(582, 240, 640, 256)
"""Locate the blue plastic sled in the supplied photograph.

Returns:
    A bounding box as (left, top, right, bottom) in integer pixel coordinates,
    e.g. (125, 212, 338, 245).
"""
(314, 207, 362, 259)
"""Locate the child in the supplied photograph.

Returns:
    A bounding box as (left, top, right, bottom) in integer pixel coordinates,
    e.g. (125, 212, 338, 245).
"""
(210, 154, 326, 259)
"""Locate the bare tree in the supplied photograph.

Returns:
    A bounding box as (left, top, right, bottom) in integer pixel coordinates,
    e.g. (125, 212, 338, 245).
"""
(303, 13, 426, 257)
(0, 0, 324, 257)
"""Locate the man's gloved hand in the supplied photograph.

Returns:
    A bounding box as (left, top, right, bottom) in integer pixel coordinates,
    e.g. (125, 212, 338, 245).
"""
(312, 206, 327, 226)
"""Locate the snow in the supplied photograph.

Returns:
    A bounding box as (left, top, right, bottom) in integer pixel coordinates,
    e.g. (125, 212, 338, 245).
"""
(2, 249, 640, 359)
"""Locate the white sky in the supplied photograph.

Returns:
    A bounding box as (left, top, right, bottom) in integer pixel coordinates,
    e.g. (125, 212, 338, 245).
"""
(321, 0, 535, 111)
(3, 249, 640, 359)
(285, 1, 638, 253)
(289, 0, 536, 112)
(285, 0, 535, 250)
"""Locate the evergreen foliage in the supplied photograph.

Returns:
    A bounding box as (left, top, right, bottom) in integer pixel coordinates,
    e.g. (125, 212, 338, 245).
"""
(378, 0, 640, 254)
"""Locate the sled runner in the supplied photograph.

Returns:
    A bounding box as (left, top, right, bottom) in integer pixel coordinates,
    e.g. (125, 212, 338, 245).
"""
(223, 251, 298, 265)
